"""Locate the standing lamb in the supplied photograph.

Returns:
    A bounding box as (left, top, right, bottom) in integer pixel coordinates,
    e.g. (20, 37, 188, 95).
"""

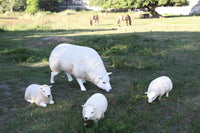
(82, 93, 108, 122)
(25, 84, 54, 107)
(49, 43, 112, 92)
(145, 76, 173, 103)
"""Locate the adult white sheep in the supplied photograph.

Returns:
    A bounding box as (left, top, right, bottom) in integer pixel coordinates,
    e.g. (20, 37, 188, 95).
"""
(25, 84, 54, 107)
(49, 43, 112, 92)
(145, 76, 173, 103)
(82, 93, 108, 122)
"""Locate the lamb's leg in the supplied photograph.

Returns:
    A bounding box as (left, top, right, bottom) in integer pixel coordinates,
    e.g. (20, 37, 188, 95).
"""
(65, 72, 73, 82)
(49, 100, 54, 104)
(166, 92, 169, 97)
(50, 72, 59, 84)
(76, 78, 86, 91)
(26, 99, 34, 104)
(40, 102, 47, 107)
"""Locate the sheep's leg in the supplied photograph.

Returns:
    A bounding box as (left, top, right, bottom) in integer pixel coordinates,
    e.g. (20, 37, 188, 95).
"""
(166, 92, 169, 97)
(65, 72, 73, 82)
(126, 20, 128, 26)
(50, 72, 59, 84)
(76, 78, 86, 91)
(158, 95, 163, 100)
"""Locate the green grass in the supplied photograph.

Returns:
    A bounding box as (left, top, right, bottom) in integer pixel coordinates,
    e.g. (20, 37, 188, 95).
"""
(0, 11, 200, 133)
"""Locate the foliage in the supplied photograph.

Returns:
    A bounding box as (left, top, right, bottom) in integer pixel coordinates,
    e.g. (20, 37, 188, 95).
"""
(39, 0, 59, 12)
(91, 0, 188, 15)
(25, 0, 39, 14)
(13, 0, 26, 12)
(1, 47, 38, 63)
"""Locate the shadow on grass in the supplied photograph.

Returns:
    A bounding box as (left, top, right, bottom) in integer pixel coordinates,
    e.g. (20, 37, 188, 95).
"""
(0, 30, 200, 132)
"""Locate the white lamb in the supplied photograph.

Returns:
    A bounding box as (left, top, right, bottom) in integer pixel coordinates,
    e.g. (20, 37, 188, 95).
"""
(82, 93, 108, 122)
(49, 43, 112, 92)
(145, 76, 173, 103)
(24, 84, 54, 107)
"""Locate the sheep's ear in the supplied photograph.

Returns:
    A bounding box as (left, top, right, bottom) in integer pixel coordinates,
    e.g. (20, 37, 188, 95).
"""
(49, 85, 52, 88)
(144, 92, 148, 95)
(107, 72, 112, 75)
(82, 105, 86, 108)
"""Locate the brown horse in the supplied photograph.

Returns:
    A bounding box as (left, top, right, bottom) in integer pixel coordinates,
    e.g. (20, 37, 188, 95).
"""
(90, 15, 99, 26)
(117, 14, 132, 27)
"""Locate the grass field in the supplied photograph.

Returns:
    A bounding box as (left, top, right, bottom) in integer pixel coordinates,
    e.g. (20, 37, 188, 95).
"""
(0, 10, 200, 133)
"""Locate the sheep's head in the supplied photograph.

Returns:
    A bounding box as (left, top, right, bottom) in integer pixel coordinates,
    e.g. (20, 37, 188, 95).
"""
(40, 85, 52, 98)
(97, 72, 112, 92)
(82, 105, 95, 121)
(145, 92, 157, 103)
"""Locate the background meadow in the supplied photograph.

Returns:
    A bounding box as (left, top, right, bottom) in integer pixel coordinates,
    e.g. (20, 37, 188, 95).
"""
(0, 10, 200, 132)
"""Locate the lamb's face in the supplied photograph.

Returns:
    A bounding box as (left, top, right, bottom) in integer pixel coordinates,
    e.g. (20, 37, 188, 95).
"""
(97, 72, 112, 92)
(147, 92, 157, 103)
(83, 106, 95, 121)
(40, 85, 52, 98)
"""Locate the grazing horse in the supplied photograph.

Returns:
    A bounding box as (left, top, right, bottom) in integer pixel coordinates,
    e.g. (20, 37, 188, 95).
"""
(117, 14, 132, 27)
(90, 15, 99, 26)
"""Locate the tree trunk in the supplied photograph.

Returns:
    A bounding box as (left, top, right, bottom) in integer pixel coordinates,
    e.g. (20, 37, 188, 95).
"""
(146, 5, 163, 18)
(9, 0, 14, 13)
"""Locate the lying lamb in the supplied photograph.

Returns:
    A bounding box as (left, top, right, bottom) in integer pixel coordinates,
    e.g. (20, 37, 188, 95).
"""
(49, 43, 112, 92)
(82, 93, 108, 123)
(145, 76, 173, 103)
(25, 84, 54, 107)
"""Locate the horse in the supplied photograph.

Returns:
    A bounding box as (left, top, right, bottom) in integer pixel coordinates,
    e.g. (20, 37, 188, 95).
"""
(90, 15, 99, 26)
(117, 14, 132, 27)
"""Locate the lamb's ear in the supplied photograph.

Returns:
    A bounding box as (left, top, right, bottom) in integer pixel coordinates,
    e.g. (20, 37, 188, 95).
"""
(39, 86, 43, 91)
(107, 72, 112, 75)
(144, 92, 148, 95)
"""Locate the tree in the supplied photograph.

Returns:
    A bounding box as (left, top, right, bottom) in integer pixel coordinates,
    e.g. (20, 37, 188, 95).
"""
(0, 0, 15, 12)
(13, 0, 26, 12)
(39, 0, 59, 12)
(0, 0, 26, 12)
(89, 0, 188, 17)
(25, 0, 39, 14)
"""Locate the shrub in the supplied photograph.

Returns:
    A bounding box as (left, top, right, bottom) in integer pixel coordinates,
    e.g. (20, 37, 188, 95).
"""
(103, 45, 128, 56)
(111, 56, 126, 69)
(1, 47, 36, 63)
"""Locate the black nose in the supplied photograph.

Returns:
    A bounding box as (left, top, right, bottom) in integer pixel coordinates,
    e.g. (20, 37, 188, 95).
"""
(47, 95, 50, 98)
(85, 117, 88, 120)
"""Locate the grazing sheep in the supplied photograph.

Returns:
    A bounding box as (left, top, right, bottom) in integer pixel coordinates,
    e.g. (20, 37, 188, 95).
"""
(145, 76, 173, 103)
(25, 84, 54, 107)
(82, 93, 108, 122)
(49, 43, 112, 92)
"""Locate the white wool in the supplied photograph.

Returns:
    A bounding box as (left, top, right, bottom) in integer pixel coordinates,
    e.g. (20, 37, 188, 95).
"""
(145, 76, 173, 103)
(49, 43, 112, 92)
(24, 84, 54, 107)
(82, 93, 108, 122)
